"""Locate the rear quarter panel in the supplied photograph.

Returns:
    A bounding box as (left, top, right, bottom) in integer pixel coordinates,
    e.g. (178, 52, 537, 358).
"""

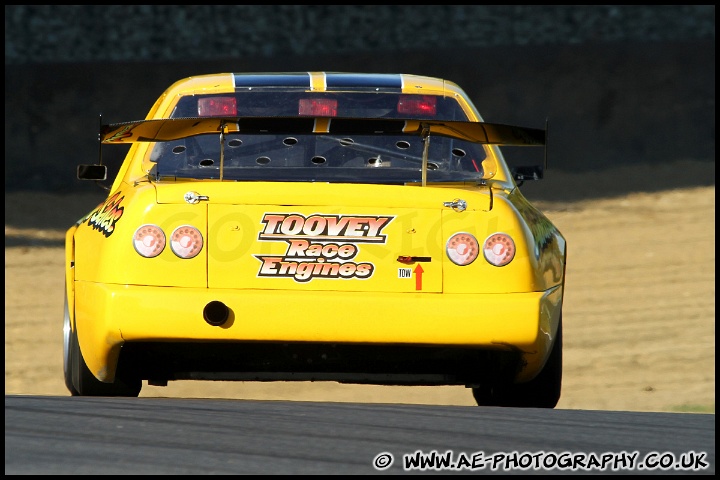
(72, 183, 207, 288)
(441, 189, 565, 294)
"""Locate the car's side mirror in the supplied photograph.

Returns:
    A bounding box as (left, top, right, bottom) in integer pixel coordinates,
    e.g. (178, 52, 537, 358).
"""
(511, 165, 544, 182)
(77, 164, 107, 181)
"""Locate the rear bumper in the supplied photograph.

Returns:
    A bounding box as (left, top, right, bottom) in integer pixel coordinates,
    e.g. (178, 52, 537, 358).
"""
(74, 281, 562, 384)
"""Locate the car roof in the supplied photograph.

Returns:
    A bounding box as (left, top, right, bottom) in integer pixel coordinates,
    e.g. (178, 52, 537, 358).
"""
(146, 72, 479, 121)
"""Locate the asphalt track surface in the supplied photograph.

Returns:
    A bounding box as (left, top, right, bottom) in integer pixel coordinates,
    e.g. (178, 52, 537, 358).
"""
(4, 395, 715, 475)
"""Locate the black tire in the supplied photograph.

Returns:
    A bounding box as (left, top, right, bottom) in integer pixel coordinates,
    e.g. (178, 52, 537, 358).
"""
(63, 290, 80, 396)
(68, 306, 142, 397)
(472, 316, 563, 408)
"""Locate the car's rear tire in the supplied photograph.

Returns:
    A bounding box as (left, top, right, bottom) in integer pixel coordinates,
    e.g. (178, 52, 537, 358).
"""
(67, 301, 142, 397)
(63, 291, 80, 396)
(472, 316, 563, 408)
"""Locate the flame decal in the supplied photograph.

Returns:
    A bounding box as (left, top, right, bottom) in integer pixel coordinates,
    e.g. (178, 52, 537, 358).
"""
(87, 192, 125, 237)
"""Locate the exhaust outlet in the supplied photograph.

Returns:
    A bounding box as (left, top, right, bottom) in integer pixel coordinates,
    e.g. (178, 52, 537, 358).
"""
(203, 300, 230, 326)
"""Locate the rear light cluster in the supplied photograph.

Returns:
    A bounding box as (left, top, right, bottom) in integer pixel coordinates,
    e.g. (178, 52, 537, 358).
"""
(446, 232, 479, 266)
(298, 98, 338, 116)
(170, 226, 204, 259)
(483, 233, 515, 267)
(397, 95, 437, 116)
(446, 232, 515, 267)
(133, 225, 165, 258)
(133, 225, 203, 259)
(198, 97, 237, 116)
(196, 94, 438, 118)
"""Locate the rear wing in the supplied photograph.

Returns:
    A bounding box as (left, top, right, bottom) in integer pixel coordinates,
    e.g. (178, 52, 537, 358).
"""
(98, 116, 545, 146)
(81, 116, 548, 185)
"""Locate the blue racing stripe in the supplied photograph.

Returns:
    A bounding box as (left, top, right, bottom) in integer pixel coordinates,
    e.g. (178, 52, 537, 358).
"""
(233, 73, 311, 89)
(325, 73, 402, 91)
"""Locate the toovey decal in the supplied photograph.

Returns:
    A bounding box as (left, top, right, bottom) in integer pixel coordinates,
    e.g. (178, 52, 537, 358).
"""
(255, 213, 394, 282)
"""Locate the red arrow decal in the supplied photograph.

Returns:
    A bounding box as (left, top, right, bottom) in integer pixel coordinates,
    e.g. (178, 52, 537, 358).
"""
(413, 264, 424, 290)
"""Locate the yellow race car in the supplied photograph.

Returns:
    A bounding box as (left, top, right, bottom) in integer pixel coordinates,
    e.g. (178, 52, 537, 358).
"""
(64, 72, 566, 407)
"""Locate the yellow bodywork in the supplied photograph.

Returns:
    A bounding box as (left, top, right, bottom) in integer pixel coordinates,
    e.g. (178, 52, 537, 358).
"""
(66, 73, 565, 387)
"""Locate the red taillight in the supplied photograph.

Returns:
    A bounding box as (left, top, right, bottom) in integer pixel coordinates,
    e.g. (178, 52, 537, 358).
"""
(483, 233, 515, 267)
(299, 98, 338, 116)
(198, 97, 237, 116)
(133, 225, 166, 258)
(170, 225, 203, 259)
(446, 232, 479, 266)
(397, 95, 437, 116)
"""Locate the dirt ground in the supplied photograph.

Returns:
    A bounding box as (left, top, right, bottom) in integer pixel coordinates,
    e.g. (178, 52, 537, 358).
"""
(4, 167, 715, 413)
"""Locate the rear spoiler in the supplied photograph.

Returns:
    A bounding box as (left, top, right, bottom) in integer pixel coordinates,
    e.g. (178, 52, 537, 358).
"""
(82, 116, 548, 186)
(99, 116, 545, 147)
